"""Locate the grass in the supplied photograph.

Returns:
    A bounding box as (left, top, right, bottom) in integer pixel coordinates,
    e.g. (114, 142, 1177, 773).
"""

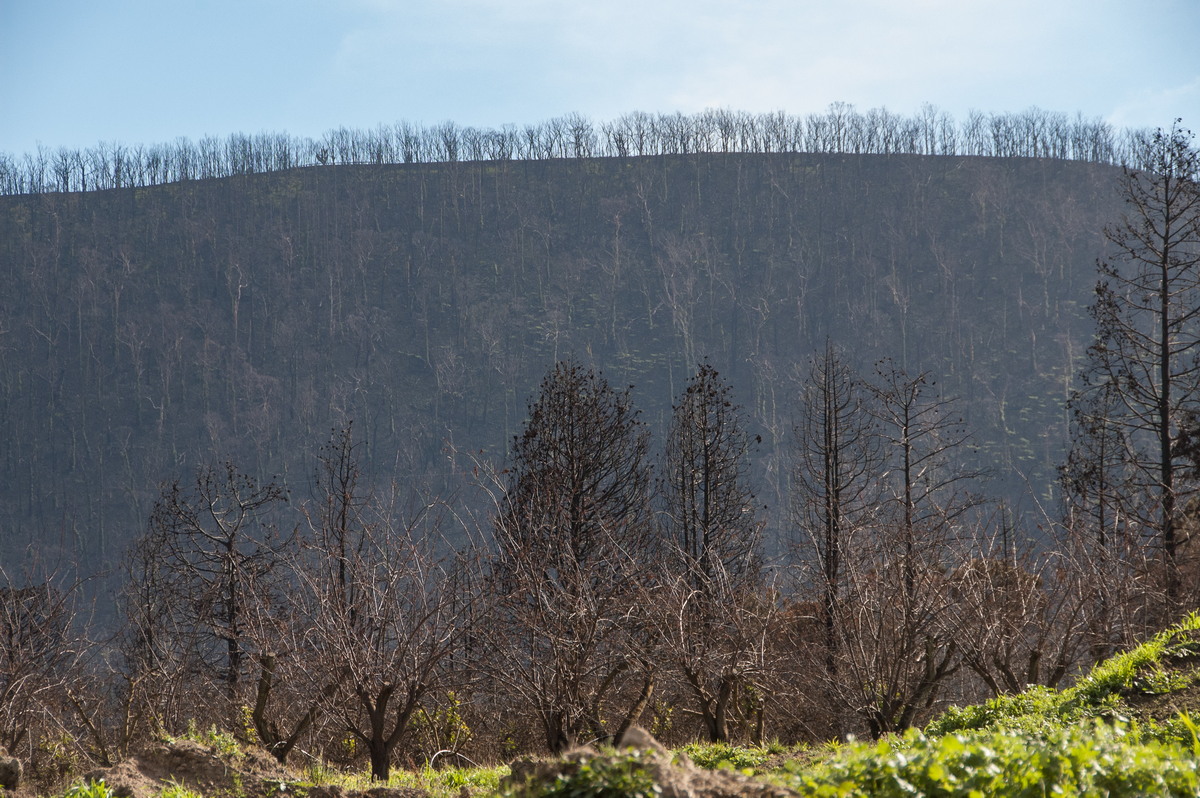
(677, 740, 772, 771)
(768, 611, 1200, 797)
(503, 612, 1200, 797)
(158, 779, 206, 798)
(500, 748, 661, 798)
(168, 720, 245, 759)
(388, 763, 510, 797)
(296, 760, 511, 798)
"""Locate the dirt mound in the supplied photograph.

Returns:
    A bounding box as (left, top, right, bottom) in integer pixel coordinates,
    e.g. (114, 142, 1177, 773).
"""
(1116, 625, 1200, 725)
(84, 739, 293, 798)
(305, 787, 429, 798)
(80, 741, 436, 798)
(505, 729, 798, 798)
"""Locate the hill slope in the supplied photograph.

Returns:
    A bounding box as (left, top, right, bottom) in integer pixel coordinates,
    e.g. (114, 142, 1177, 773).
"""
(0, 153, 1123, 571)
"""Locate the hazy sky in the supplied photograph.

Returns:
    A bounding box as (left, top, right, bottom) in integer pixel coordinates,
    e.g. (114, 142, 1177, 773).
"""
(3, 0, 1198, 158)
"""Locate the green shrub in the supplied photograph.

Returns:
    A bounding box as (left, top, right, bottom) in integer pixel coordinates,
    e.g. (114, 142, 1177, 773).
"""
(1070, 612, 1200, 707)
(925, 685, 1069, 735)
(38, 732, 84, 785)
(180, 720, 242, 758)
(414, 692, 473, 763)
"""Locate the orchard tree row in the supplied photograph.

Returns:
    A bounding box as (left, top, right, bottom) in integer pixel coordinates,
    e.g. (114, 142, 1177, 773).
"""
(0, 359, 1067, 784)
(1, 104, 1152, 196)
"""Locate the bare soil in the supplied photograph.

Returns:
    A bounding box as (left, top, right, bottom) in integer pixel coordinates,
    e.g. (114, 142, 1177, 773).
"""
(81, 739, 293, 798)
(1120, 629, 1200, 725)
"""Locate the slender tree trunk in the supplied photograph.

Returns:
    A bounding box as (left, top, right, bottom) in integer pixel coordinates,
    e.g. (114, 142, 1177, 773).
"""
(1160, 244, 1179, 605)
(614, 671, 656, 741)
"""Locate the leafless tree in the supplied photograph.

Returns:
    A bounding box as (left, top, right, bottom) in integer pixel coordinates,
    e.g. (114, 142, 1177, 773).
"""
(1, 107, 1146, 197)
(1067, 122, 1200, 609)
(836, 541, 960, 736)
(1060, 381, 1156, 655)
(111, 528, 192, 754)
(944, 510, 1092, 696)
(136, 462, 289, 711)
(791, 359, 982, 736)
(291, 426, 475, 780)
(792, 344, 882, 687)
(869, 360, 983, 597)
(297, 494, 468, 780)
(840, 361, 983, 735)
(488, 359, 656, 753)
(662, 363, 762, 593)
(0, 566, 82, 760)
(658, 363, 767, 742)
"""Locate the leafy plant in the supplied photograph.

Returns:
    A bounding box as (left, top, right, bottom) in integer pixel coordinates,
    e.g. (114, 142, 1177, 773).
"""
(158, 778, 204, 798)
(408, 763, 509, 796)
(63, 779, 115, 798)
(925, 684, 1069, 735)
(647, 700, 673, 740)
(38, 732, 84, 785)
(929, 612, 1200, 736)
(414, 691, 473, 764)
(1170, 712, 1200, 755)
(1072, 612, 1200, 705)
(679, 741, 768, 771)
(783, 722, 1200, 797)
(182, 721, 242, 758)
(1132, 666, 1191, 696)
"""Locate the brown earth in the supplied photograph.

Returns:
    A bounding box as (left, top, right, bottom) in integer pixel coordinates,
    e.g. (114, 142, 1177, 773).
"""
(67, 740, 436, 798)
(73, 740, 446, 798)
(80, 739, 294, 798)
(1120, 627, 1200, 725)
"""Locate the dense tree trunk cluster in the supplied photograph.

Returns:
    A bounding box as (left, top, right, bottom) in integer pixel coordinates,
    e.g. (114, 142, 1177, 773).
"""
(0, 105, 1152, 196)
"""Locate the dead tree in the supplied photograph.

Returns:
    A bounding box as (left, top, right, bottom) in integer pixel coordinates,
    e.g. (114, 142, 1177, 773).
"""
(1066, 122, 1200, 610)
(792, 344, 882, 691)
(137, 462, 289, 711)
(489, 359, 656, 753)
(293, 427, 473, 780)
(659, 362, 768, 742)
(298, 493, 468, 779)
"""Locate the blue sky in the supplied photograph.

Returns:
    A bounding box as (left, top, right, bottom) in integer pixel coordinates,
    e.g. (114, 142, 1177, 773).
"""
(2, 0, 1198, 158)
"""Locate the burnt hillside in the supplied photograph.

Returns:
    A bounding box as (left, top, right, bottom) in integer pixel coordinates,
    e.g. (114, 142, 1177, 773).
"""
(0, 152, 1123, 570)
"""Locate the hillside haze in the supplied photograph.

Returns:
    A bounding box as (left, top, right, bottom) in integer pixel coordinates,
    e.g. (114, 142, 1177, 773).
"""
(0, 152, 1124, 571)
